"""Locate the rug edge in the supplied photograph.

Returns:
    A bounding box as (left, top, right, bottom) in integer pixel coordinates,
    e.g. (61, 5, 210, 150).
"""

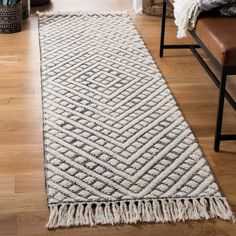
(36, 10, 129, 17)
(46, 197, 235, 228)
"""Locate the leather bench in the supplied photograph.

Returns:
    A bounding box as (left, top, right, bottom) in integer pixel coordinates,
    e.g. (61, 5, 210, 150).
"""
(194, 17, 236, 67)
(159, 0, 236, 151)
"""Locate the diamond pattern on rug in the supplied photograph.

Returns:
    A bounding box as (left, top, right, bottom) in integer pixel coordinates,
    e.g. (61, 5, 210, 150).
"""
(38, 12, 234, 228)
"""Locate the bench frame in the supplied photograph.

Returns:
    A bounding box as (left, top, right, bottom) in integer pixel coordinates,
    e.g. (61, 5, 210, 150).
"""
(160, 0, 236, 152)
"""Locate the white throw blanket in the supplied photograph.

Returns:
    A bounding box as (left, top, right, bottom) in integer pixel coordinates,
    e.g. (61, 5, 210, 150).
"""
(173, 0, 236, 38)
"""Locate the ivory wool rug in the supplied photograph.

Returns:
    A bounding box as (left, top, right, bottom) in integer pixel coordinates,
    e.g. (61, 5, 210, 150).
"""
(38, 12, 235, 228)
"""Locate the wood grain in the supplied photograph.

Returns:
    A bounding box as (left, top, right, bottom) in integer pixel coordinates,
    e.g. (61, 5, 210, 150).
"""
(0, 0, 235, 235)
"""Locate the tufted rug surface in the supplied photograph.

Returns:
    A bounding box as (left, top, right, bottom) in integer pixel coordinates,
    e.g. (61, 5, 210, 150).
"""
(38, 12, 235, 228)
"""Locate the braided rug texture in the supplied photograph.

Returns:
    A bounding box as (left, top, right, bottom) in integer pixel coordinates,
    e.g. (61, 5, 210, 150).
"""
(38, 12, 234, 228)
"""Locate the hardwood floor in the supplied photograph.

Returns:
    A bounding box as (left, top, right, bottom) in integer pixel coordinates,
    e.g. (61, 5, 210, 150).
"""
(0, 0, 235, 235)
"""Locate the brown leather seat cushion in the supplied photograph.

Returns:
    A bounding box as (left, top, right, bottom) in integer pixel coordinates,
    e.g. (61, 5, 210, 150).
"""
(165, 0, 236, 67)
(194, 16, 236, 67)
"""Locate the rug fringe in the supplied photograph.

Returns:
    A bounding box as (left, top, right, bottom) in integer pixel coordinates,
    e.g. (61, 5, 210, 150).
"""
(36, 10, 129, 17)
(46, 197, 235, 228)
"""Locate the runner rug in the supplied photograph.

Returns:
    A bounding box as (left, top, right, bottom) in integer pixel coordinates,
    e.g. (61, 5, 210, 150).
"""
(37, 11, 235, 228)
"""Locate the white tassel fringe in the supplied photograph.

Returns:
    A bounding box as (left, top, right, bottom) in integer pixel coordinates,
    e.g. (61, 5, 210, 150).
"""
(36, 10, 129, 17)
(173, 0, 201, 39)
(46, 197, 235, 229)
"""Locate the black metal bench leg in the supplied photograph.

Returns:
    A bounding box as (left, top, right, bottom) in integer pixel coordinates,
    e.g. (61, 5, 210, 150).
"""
(214, 72, 227, 152)
(160, 0, 167, 58)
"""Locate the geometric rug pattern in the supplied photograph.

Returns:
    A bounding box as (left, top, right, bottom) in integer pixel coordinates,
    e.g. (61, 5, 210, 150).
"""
(38, 12, 234, 228)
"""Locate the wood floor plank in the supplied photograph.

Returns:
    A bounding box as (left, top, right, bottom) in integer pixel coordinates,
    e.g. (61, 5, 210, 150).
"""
(0, 176, 15, 194)
(0, 214, 17, 236)
(15, 175, 45, 193)
(0, 193, 47, 214)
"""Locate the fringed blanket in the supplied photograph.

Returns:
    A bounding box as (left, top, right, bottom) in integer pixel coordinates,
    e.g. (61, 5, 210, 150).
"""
(174, 0, 236, 38)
